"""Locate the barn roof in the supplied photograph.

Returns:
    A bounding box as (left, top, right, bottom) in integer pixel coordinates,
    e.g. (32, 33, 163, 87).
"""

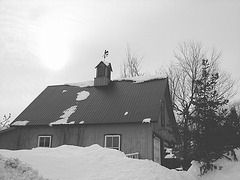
(11, 77, 169, 126)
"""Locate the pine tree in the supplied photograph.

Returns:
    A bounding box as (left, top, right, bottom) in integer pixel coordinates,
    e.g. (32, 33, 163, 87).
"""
(223, 107, 240, 151)
(227, 107, 240, 129)
(190, 59, 237, 175)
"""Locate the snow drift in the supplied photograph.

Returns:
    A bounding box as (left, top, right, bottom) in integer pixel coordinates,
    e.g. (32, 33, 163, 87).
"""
(0, 145, 192, 180)
(0, 145, 240, 180)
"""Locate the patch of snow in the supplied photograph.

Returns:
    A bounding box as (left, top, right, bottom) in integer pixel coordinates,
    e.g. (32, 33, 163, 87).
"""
(68, 121, 75, 124)
(66, 80, 94, 88)
(79, 121, 84, 124)
(76, 91, 90, 101)
(114, 75, 167, 84)
(142, 118, 151, 123)
(49, 106, 77, 126)
(124, 111, 128, 116)
(164, 148, 176, 159)
(62, 90, 67, 93)
(11, 121, 29, 126)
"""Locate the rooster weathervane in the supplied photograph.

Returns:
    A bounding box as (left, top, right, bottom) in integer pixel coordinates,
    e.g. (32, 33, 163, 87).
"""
(102, 50, 109, 60)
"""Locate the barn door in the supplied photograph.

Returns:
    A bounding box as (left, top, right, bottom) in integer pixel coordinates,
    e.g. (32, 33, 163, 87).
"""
(153, 136, 161, 164)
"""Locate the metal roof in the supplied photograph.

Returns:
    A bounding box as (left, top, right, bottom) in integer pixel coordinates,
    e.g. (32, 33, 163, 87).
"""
(11, 78, 168, 126)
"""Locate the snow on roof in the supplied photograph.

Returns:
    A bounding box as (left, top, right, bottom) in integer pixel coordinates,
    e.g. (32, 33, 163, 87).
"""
(11, 120, 29, 126)
(49, 106, 77, 126)
(66, 80, 94, 88)
(76, 91, 90, 101)
(66, 75, 166, 89)
(142, 118, 151, 123)
(114, 75, 167, 83)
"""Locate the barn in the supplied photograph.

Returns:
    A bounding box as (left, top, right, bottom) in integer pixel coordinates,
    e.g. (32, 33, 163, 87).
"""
(0, 61, 178, 165)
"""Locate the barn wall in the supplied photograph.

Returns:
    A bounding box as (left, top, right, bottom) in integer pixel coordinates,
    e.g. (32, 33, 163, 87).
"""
(82, 123, 153, 159)
(153, 95, 176, 145)
(0, 123, 153, 160)
(0, 128, 21, 150)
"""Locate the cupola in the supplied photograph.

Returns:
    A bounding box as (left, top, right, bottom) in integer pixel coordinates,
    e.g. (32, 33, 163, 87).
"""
(94, 61, 113, 86)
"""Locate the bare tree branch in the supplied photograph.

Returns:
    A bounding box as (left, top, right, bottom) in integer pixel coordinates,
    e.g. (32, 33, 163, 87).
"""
(121, 45, 144, 78)
(0, 113, 11, 131)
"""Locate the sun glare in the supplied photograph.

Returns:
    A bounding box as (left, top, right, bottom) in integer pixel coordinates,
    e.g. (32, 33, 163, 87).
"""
(37, 16, 73, 71)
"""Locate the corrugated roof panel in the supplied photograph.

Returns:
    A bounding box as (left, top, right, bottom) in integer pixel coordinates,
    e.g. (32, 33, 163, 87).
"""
(11, 78, 168, 126)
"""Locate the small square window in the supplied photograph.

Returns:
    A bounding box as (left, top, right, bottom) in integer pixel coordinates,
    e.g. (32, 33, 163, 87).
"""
(38, 136, 52, 148)
(104, 135, 121, 150)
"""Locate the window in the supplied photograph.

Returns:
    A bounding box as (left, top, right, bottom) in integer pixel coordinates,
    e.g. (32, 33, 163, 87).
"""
(161, 101, 165, 127)
(38, 136, 52, 147)
(104, 135, 121, 150)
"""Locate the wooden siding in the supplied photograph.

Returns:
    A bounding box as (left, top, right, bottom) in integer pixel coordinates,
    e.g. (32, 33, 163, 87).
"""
(153, 96, 176, 145)
(0, 123, 153, 160)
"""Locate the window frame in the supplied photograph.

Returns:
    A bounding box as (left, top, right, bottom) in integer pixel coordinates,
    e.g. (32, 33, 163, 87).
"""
(37, 135, 52, 148)
(104, 134, 121, 151)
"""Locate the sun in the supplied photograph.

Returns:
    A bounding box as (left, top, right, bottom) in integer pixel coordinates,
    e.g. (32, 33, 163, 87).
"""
(36, 16, 73, 71)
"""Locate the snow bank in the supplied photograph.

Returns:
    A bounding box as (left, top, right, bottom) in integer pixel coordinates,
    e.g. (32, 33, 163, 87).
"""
(0, 154, 47, 180)
(115, 75, 166, 83)
(1, 145, 240, 180)
(76, 91, 90, 101)
(0, 145, 194, 180)
(49, 106, 77, 126)
(11, 120, 29, 126)
(188, 149, 240, 180)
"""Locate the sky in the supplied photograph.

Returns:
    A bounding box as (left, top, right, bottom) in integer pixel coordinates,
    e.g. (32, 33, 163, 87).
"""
(0, 0, 240, 121)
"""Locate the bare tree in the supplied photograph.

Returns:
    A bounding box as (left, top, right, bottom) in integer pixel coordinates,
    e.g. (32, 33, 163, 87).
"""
(121, 45, 144, 78)
(158, 41, 237, 162)
(0, 113, 11, 131)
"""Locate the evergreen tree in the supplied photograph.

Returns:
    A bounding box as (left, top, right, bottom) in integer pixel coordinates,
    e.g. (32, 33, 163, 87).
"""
(223, 107, 240, 151)
(226, 107, 240, 128)
(190, 59, 237, 175)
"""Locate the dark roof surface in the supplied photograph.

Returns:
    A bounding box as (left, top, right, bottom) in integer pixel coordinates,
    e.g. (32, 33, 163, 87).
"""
(11, 78, 168, 126)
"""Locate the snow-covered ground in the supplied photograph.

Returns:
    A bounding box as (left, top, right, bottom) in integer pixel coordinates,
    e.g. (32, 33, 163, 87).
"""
(0, 145, 240, 180)
(0, 154, 46, 180)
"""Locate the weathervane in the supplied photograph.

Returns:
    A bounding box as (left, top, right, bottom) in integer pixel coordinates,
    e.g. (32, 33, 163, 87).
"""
(102, 50, 109, 60)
